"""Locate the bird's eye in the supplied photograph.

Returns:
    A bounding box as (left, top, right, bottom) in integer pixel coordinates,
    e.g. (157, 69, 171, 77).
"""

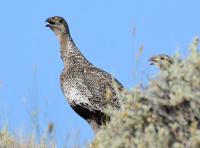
(59, 19, 64, 23)
(160, 57, 165, 60)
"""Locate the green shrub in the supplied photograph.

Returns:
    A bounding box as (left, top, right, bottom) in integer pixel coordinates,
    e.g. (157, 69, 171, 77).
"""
(91, 37, 200, 148)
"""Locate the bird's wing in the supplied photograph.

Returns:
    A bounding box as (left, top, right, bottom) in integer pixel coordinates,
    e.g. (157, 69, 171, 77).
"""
(82, 66, 124, 111)
(61, 65, 124, 112)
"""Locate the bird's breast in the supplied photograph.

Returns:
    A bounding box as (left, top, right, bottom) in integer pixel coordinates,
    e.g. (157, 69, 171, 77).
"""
(61, 80, 93, 109)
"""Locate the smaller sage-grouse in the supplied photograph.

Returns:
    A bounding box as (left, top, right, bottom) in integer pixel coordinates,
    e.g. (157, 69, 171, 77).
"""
(45, 16, 124, 133)
(149, 54, 173, 70)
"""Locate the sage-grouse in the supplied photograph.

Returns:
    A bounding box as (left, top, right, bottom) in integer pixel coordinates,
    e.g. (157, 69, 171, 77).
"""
(45, 16, 124, 133)
(149, 54, 173, 70)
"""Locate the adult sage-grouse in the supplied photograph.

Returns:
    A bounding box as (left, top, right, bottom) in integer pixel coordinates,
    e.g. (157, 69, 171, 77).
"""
(45, 16, 124, 133)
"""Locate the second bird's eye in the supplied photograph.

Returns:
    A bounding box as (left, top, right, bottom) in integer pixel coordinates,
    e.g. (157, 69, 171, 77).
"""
(59, 19, 64, 23)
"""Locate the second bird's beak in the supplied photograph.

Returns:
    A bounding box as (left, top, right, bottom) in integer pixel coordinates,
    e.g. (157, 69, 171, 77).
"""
(148, 57, 156, 65)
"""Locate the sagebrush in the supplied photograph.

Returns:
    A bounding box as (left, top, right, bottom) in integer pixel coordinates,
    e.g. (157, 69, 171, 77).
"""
(91, 37, 200, 148)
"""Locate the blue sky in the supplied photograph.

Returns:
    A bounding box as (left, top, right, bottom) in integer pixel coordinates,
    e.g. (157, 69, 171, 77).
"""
(0, 0, 200, 147)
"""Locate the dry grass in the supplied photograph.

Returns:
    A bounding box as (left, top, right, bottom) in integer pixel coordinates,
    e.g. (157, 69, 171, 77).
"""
(0, 123, 56, 148)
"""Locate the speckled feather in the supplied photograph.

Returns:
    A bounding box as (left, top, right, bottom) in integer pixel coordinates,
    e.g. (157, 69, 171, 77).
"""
(46, 16, 124, 132)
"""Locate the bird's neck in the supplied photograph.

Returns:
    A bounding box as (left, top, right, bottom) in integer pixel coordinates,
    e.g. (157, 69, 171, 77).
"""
(59, 33, 91, 67)
(60, 33, 75, 54)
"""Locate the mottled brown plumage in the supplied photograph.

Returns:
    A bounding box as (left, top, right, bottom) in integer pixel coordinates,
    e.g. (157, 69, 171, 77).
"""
(45, 16, 124, 132)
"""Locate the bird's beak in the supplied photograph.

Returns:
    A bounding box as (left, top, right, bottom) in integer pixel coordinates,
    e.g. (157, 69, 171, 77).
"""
(45, 18, 53, 27)
(45, 18, 49, 23)
(45, 18, 49, 27)
(148, 58, 156, 65)
(45, 24, 51, 27)
(45, 18, 50, 27)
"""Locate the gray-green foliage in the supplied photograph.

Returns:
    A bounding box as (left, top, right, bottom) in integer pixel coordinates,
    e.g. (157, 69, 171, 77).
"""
(91, 37, 200, 148)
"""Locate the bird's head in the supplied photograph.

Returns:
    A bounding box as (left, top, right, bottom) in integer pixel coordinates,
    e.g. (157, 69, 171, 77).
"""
(45, 16, 69, 37)
(149, 54, 173, 70)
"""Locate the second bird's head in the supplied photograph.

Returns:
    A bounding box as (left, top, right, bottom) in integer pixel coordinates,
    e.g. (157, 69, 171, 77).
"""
(149, 54, 173, 70)
(45, 16, 69, 37)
